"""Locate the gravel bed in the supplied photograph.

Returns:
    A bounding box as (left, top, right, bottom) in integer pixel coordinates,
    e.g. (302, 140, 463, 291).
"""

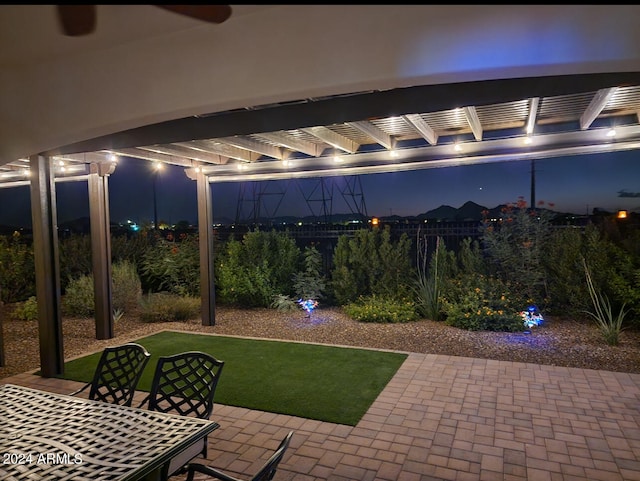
(1, 306, 640, 379)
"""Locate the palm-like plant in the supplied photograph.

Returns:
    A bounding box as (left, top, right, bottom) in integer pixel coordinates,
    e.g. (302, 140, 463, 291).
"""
(413, 234, 444, 321)
(582, 257, 628, 346)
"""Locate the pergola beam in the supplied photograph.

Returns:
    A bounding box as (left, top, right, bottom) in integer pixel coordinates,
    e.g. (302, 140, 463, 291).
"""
(346, 121, 395, 150)
(301, 126, 360, 153)
(580, 87, 618, 130)
(463, 106, 483, 141)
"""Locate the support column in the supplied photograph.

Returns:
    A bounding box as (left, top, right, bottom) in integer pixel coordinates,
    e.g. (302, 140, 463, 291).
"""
(88, 162, 116, 339)
(187, 168, 216, 325)
(0, 286, 5, 367)
(29, 154, 64, 377)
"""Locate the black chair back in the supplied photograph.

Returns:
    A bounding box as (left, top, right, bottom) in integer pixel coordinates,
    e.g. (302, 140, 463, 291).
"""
(252, 431, 294, 481)
(71, 342, 151, 407)
(185, 431, 294, 481)
(145, 351, 224, 419)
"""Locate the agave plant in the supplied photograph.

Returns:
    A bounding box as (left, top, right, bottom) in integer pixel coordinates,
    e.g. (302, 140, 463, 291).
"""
(413, 233, 444, 321)
(582, 257, 628, 346)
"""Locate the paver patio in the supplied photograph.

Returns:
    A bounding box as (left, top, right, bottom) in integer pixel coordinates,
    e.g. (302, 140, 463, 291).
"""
(3, 350, 640, 480)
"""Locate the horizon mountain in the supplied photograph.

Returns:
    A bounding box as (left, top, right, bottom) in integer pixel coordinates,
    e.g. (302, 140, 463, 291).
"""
(0, 202, 610, 235)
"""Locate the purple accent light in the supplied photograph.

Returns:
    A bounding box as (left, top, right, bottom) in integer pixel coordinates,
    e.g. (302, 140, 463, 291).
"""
(521, 305, 544, 330)
(297, 299, 318, 316)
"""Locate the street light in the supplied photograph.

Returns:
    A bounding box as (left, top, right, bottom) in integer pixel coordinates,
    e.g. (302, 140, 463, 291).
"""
(152, 162, 163, 229)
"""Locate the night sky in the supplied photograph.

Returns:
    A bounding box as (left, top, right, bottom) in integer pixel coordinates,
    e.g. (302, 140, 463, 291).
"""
(1, 149, 639, 228)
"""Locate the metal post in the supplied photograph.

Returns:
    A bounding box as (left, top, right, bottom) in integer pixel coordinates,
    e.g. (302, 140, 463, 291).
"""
(153, 169, 159, 229)
(30, 154, 64, 377)
(186, 167, 216, 326)
(0, 286, 5, 367)
(88, 162, 116, 340)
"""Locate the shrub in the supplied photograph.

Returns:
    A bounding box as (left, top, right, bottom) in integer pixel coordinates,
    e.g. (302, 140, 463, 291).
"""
(111, 260, 142, 313)
(331, 226, 413, 305)
(344, 295, 417, 323)
(293, 245, 326, 301)
(217, 252, 275, 307)
(456, 237, 488, 277)
(12, 296, 38, 321)
(59, 234, 92, 292)
(544, 223, 640, 324)
(480, 197, 554, 307)
(110, 232, 152, 266)
(271, 294, 298, 311)
(216, 230, 301, 307)
(138, 292, 200, 322)
(441, 274, 523, 332)
(0, 232, 35, 303)
(242, 230, 301, 294)
(139, 232, 200, 296)
(542, 226, 589, 315)
(582, 230, 640, 330)
(62, 260, 143, 317)
(62, 273, 95, 317)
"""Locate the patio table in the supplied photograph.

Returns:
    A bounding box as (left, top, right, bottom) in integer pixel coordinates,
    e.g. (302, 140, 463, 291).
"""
(0, 383, 220, 481)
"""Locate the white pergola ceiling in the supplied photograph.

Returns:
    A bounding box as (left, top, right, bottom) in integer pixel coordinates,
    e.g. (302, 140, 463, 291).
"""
(2, 75, 640, 188)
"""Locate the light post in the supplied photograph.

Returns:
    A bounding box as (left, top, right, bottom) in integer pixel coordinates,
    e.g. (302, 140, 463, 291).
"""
(152, 162, 163, 229)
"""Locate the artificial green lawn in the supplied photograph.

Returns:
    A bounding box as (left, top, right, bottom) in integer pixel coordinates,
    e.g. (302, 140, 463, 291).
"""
(59, 331, 408, 426)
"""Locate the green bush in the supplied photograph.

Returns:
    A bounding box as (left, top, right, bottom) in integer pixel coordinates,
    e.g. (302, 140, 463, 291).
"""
(480, 198, 554, 308)
(293, 245, 326, 301)
(0, 232, 35, 303)
(217, 258, 274, 307)
(271, 294, 298, 311)
(12, 296, 38, 321)
(543, 226, 589, 315)
(584, 233, 640, 330)
(110, 232, 152, 267)
(344, 295, 417, 323)
(138, 292, 200, 322)
(242, 230, 301, 294)
(544, 223, 640, 325)
(59, 234, 92, 292)
(216, 230, 301, 307)
(62, 260, 143, 317)
(331, 226, 413, 305)
(441, 274, 523, 332)
(139, 233, 201, 296)
(111, 260, 142, 312)
(62, 273, 95, 317)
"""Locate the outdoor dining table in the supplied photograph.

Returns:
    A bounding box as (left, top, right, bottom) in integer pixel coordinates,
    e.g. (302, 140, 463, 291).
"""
(0, 383, 220, 481)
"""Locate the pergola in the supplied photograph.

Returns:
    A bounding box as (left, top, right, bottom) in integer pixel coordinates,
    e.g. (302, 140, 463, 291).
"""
(2, 5, 640, 377)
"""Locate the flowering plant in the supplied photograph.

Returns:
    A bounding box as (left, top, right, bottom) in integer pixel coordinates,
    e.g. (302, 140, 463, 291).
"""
(441, 274, 523, 332)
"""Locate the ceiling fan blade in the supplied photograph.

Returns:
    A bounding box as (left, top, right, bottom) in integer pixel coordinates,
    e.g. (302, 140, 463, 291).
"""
(155, 5, 232, 24)
(56, 5, 97, 36)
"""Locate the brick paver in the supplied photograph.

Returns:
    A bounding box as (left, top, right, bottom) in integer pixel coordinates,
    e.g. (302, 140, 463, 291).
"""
(3, 351, 640, 480)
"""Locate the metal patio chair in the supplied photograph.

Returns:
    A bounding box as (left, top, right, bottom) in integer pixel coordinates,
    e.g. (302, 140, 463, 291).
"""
(185, 431, 294, 481)
(138, 351, 225, 476)
(69, 342, 151, 407)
